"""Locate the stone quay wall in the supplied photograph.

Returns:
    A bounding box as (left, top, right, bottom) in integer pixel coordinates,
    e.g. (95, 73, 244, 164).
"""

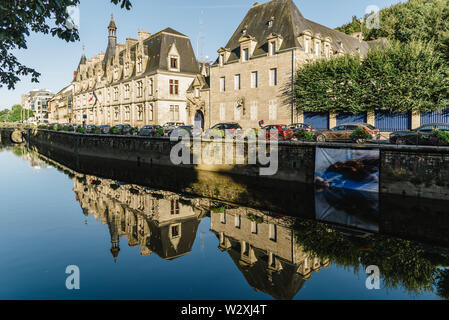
(14, 128, 449, 200)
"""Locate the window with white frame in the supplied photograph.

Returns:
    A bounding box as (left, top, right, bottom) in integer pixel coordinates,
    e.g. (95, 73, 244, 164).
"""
(113, 87, 119, 100)
(170, 56, 179, 70)
(269, 100, 277, 120)
(148, 104, 154, 121)
(137, 57, 143, 73)
(169, 105, 179, 121)
(124, 106, 130, 121)
(234, 74, 241, 90)
(234, 103, 241, 121)
(137, 81, 143, 97)
(195, 88, 200, 97)
(124, 84, 130, 99)
(250, 101, 258, 121)
(242, 48, 249, 62)
(137, 104, 143, 121)
(220, 77, 226, 92)
(305, 39, 309, 53)
(149, 78, 154, 96)
(235, 215, 241, 228)
(269, 41, 276, 56)
(251, 221, 258, 234)
(219, 103, 226, 121)
(315, 41, 320, 56)
(251, 71, 258, 88)
(269, 224, 277, 241)
(269, 68, 277, 86)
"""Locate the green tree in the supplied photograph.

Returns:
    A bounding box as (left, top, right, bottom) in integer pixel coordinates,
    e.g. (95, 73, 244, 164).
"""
(0, 0, 132, 89)
(0, 104, 35, 122)
(294, 41, 449, 114)
(337, 0, 449, 58)
(335, 16, 362, 35)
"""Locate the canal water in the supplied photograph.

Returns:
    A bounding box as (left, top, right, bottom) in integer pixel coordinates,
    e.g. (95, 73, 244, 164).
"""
(1, 144, 448, 300)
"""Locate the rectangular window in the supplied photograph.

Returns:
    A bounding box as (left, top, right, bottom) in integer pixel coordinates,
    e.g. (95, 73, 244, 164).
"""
(137, 105, 143, 121)
(250, 101, 258, 121)
(243, 48, 249, 61)
(171, 225, 180, 238)
(269, 68, 277, 86)
(149, 78, 154, 96)
(137, 57, 142, 72)
(269, 224, 277, 241)
(220, 212, 226, 224)
(170, 199, 180, 215)
(170, 57, 178, 69)
(234, 104, 241, 121)
(220, 77, 226, 92)
(113, 87, 119, 100)
(269, 100, 277, 120)
(219, 103, 226, 121)
(169, 79, 179, 95)
(305, 39, 309, 53)
(315, 42, 320, 56)
(251, 72, 258, 89)
(149, 104, 154, 121)
(137, 81, 143, 97)
(124, 106, 130, 121)
(251, 221, 258, 234)
(235, 215, 241, 228)
(270, 41, 276, 55)
(170, 105, 179, 121)
(195, 88, 200, 97)
(234, 74, 241, 90)
(124, 84, 130, 99)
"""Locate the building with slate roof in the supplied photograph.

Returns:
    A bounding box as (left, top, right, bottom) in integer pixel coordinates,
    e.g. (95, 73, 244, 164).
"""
(208, 0, 372, 129)
(70, 15, 200, 127)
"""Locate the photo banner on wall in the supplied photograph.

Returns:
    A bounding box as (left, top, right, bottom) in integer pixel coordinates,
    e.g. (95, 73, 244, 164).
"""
(315, 148, 380, 193)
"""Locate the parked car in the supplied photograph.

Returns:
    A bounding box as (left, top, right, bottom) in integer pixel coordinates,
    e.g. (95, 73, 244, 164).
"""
(85, 125, 98, 134)
(261, 125, 294, 141)
(288, 123, 316, 133)
(315, 123, 380, 143)
(162, 122, 185, 135)
(98, 125, 111, 134)
(169, 125, 202, 137)
(204, 123, 243, 138)
(138, 125, 164, 137)
(111, 124, 133, 135)
(390, 123, 449, 145)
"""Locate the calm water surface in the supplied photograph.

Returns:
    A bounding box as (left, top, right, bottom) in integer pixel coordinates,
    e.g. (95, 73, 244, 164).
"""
(0, 145, 448, 300)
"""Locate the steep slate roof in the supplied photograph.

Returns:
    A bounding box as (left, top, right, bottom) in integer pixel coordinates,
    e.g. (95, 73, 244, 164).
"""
(102, 28, 199, 80)
(222, 0, 368, 63)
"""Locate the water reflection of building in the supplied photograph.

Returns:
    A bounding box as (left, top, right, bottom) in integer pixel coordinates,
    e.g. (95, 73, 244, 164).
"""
(210, 206, 330, 300)
(74, 175, 206, 262)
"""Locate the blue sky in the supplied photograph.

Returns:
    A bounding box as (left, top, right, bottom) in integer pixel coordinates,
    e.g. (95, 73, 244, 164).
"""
(1, 0, 403, 110)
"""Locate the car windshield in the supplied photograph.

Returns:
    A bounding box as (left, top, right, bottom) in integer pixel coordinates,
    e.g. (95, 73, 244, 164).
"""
(366, 125, 376, 130)
(281, 126, 289, 130)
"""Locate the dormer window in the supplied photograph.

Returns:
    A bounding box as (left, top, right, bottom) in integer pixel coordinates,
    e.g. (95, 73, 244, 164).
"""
(137, 57, 142, 73)
(267, 16, 274, 28)
(305, 39, 309, 53)
(242, 48, 249, 62)
(170, 57, 178, 69)
(219, 54, 224, 66)
(269, 41, 277, 56)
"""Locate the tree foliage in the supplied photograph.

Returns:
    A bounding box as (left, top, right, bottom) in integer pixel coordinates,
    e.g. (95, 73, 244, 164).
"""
(0, 0, 132, 89)
(0, 104, 34, 122)
(294, 41, 449, 113)
(337, 0, 449, 58)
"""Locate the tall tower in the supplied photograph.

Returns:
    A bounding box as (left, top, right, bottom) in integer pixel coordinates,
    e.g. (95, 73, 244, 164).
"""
(104, 14, 117, 65)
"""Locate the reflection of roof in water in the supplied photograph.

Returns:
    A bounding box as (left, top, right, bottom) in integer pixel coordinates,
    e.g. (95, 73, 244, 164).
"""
(148, 217, 200, 260)
(223, 237, 306, 300)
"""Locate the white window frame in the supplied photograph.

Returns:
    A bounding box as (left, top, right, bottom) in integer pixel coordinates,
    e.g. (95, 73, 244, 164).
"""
(251, 71, 258, 89)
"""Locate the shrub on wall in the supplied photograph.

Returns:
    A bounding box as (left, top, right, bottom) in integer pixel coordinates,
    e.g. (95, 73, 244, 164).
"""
(294, 41, 449, 114)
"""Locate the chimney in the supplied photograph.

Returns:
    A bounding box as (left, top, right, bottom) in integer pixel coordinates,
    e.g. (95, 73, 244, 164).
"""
(138, 30, 151, 42)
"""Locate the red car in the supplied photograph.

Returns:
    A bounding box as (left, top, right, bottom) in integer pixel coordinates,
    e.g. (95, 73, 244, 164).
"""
(261, 125, 294, 141)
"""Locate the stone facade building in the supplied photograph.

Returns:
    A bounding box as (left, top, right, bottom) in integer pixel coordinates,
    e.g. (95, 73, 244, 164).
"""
(48, 84, 74, 123)
(70, 16, 199, 127)
(207, 0, 370, 129)
(21, 89, 55, 123)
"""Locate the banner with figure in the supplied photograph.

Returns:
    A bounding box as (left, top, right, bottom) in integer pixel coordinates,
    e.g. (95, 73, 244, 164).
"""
(315, 148, 380, 193)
